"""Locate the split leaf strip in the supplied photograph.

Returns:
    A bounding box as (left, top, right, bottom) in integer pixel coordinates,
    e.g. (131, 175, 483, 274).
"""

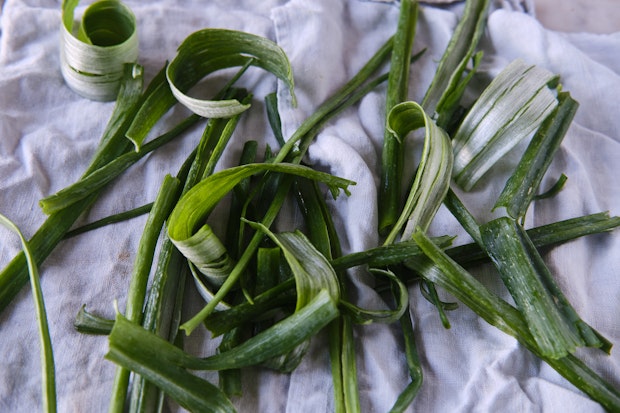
(60, 0, 138, 101)
(242, 220, 341, 311)
(378, 0, 418, 234)
(383, 101, 453, 244)
(126, 29, 294, 151)
(452, 59, 559, 191)
(480, 217, 596, 358)
(421, 0, 490, 118)
(167, 163, 353, 285)
(108, 174, 181, 413)
(106, 291, 339, 411)
(494, 92, 578, 219)
(74, 305, 114, 335)
(63, 202, 153, 239)
(0, 214, 57, 413)
(389, 308, 423, 413)
(410, 231, 620, 411)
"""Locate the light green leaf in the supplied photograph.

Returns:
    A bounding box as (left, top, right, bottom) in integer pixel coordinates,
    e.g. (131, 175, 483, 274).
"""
(383, 101, 453, 244)
(452, 59, 559, 190)
(166, 28, 296, 118)
(480, 217, 583, 358)
(0, 214, 56, 413)
(108, 290, 338, 372)
(60, 0, 139, 101)
(494, 92, 578, 219)
(244, 221, 340, 310)
(167, 163, 354, 285)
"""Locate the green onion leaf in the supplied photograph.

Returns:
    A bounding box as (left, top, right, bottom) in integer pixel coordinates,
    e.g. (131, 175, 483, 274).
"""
(452, 59, 559, 191)
(0, 214, 56, 413)
(106, 317, 236, 413)
(383, 101, 453, 244)
(166, 29, 295, 118)
(74, 305, 114, 335)
(243, 220, 341, 311)
(167, 163, 354, 290)
(494, 92, 578, 219)
(108, 290, 338, 371)
(60, 0, 138, 101)
(410, 230, 620, 411)
(378, 0, 418, 234)
(480, 217, 583, 358)
(339, 268, 409, 325)
(422, 0, 489, 124)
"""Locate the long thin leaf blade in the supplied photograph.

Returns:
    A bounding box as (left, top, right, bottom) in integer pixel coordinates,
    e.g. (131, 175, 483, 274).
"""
(410, 230, 620, 411)
(494, 91, 578, 219)
(108, 291, 338, 371)
(480, 217, 583, 358)
(422, 0, 490, 117)
(0, 214, 56, 413)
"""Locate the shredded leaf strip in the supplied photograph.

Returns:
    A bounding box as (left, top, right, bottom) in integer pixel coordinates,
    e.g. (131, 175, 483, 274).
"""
(452, 59, 559, 190)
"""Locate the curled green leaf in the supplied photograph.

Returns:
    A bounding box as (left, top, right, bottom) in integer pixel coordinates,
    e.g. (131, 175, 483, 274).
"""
(383, 101, 453, 244)
(166, 28, 296, 118)
(167, 163, 354, 286)
(244, 220, 341, 310)
(60, 0, 139, 101)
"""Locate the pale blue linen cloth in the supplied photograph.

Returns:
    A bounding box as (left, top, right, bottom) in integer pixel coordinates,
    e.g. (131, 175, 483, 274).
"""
(0, 1, 617, 412)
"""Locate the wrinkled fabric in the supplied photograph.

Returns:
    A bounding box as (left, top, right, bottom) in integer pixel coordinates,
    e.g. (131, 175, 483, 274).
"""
(0, 1, 618, 412)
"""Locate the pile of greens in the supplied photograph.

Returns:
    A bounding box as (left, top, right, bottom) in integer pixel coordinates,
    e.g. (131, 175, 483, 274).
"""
(1, 0, 618, 412)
